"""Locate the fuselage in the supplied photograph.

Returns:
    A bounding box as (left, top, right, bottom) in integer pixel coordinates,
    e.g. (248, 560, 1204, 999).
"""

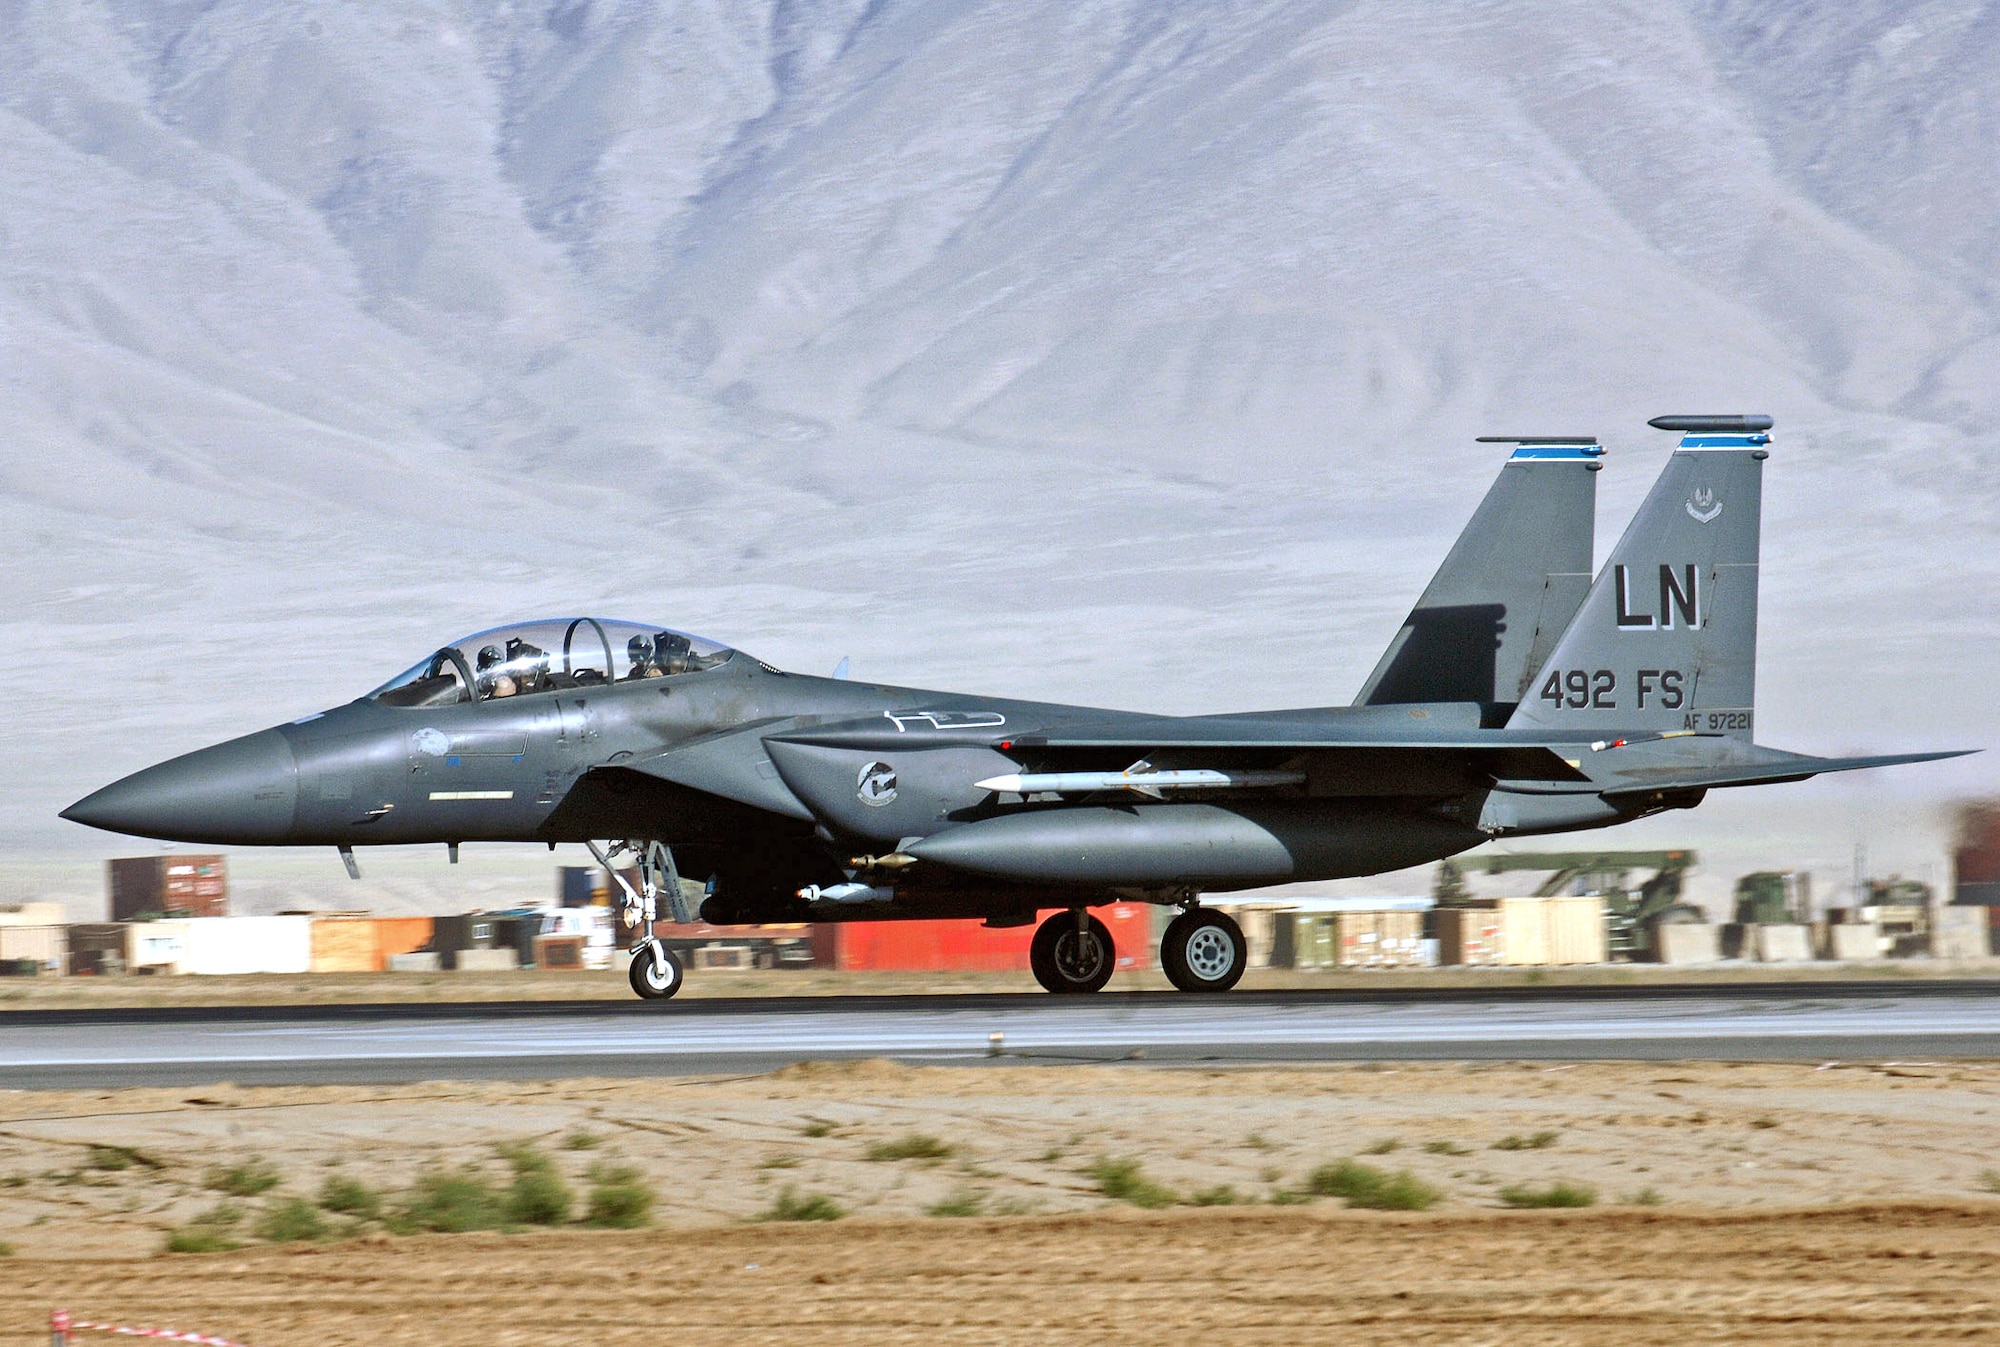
(63, 639, 1521, 925)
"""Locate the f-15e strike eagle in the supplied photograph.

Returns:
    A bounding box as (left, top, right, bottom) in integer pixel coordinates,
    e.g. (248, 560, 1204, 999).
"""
(65, 416, 1965, 998)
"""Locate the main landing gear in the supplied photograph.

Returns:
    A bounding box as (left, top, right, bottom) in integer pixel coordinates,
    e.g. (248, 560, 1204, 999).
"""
(1029, 904, 1249, 994)
(1029, 909, 1116, 994)
(1159, 907, 1247, 993)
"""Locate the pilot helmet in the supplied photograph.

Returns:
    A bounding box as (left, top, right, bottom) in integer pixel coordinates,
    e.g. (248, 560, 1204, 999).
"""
(476, 645, 502, 670)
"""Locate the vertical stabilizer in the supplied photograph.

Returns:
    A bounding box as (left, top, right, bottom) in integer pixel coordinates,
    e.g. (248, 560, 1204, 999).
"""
(1356, 440, 1600, 710)
(1505, 417, 1769, 739)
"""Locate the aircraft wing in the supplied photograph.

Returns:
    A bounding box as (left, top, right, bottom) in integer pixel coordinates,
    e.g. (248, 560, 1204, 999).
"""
(770, 714, 1595, 786)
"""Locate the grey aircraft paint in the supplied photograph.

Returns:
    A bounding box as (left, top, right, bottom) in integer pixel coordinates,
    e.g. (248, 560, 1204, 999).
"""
(1354, 439, 1600, 712)
(62, 419, 1970, 995)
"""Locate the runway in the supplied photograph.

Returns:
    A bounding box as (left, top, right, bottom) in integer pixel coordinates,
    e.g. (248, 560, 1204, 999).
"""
(4, 983, 2000, 1087)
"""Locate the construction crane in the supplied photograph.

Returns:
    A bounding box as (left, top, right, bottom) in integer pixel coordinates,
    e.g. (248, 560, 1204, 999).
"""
(1467, 850, 1703, 960)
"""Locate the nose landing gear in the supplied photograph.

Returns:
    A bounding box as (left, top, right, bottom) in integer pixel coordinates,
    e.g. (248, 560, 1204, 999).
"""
(1029, 908, 1116, 994)
(1160, 907, 1247, 993)
(589, 838, 690, 1001)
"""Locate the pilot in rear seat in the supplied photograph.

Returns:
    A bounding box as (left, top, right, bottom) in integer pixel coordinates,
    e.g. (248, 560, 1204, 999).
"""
(505, 637, 549, 693)
(654, 631, 692, 675)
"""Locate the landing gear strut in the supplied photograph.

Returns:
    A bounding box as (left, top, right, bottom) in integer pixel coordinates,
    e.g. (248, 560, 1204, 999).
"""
(1160, 907, 1247, 993)
(1029, 909, 1116, 994)
(590, 838, 691, 1001)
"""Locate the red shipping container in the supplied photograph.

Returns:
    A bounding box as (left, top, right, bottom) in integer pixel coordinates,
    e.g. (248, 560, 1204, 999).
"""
(1958, 803, 2000, 884)
(825, 905, 1152, 973)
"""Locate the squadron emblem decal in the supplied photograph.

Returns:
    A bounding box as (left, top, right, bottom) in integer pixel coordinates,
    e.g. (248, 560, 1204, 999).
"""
(856, 760, 898, 807)
(1685, 487, 1722, 523)
(412, 728, 450, 757)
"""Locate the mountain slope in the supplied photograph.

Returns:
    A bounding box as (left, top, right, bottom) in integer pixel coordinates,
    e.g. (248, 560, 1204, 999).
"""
(3, 0, 1992, 865)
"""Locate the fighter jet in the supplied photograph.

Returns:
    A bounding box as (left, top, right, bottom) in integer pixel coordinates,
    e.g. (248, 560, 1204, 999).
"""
(64, 416, 1964, 998)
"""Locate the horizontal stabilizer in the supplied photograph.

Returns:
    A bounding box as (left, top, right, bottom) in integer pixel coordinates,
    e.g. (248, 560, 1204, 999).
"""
(1601, 749, 1975, 799)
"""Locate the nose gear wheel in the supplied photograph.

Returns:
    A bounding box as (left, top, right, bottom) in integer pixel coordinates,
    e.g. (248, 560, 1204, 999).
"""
(628, 941, 684, 999)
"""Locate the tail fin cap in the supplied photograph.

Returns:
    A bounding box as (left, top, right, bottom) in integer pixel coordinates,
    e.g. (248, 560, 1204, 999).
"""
(1648, 415, 1773, 434)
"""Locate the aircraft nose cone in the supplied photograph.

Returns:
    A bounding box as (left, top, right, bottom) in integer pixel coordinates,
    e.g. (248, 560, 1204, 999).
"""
(62, 729, 299, 844)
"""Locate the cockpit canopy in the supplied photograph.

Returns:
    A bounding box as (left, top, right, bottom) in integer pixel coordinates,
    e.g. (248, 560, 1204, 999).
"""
(369, 619, 736, 708)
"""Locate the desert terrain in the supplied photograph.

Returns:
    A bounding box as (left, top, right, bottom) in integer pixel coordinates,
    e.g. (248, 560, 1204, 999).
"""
(2, 1059, 1999, 1342)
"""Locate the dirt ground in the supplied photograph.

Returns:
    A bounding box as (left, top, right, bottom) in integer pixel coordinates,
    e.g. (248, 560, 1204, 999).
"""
(4, 1059, 2000, 1342)
(4, 957, 1997, 1010)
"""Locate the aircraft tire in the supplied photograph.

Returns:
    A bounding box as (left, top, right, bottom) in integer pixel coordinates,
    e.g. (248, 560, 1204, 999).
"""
(1161, 909, 1246, 993)
(628, 943, 684, 1000)
(1030, 911, 1116, 994)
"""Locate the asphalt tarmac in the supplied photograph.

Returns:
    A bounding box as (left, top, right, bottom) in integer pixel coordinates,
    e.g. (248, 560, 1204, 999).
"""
(3, 982, 1999, 1087)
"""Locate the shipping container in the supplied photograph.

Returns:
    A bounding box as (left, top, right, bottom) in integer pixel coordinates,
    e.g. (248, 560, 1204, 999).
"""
(1498, 895, 1606, 966)
(1286, 914, 1338, 970)
(1273, 911, 1429, 969)
(825, 906, 1152, 973)
(648, 919, 819, 970)
(1497, 898, 1544, 964)
(453, 948, 519, 972)
(374, 917, 436, 967)
(534, 933, 587, 969)
(486, 914, 543, 967)
(1824, 922, 1881, 961)
(1753, 923, 1813, 962)
(432, 914, 497, 969)
(122, 917, 312, 976)
(693, 945, 756, 970)
(176, 917, 312, 976)
(558, 866, 611, 908)
(1956, 802, 2000, 906)
(66, 923, 128, 975)
(1336, 911, 1427, 968)
(308, 916, 379, 973)
(1932, 905, 1988, 960)
(108, 856, 227, 921)
(1656, 922, 1720, 964)
(0, 925, 64, 971)
(303, 916, 438, 973)
(125, 920, 190, 972)
(1433, 907, 1503, 966)
(1549, 895, 1607, 964)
